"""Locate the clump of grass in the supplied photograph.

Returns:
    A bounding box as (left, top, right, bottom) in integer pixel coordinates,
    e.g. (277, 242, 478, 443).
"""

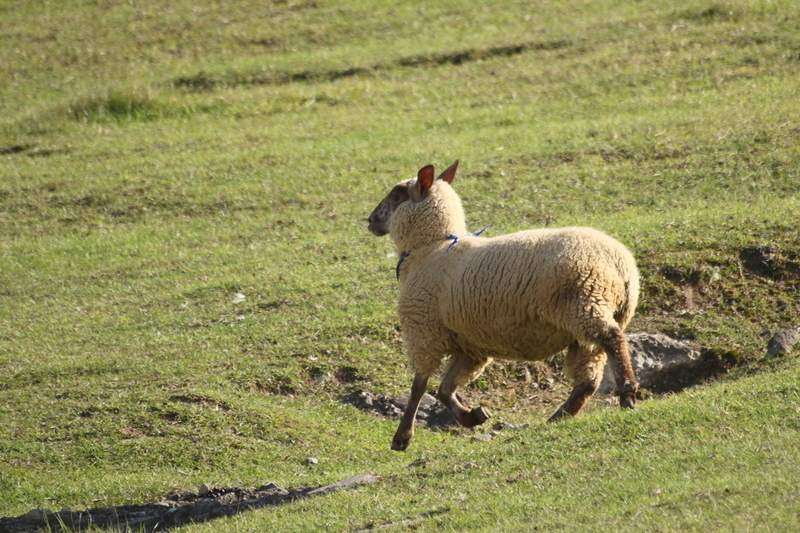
(62, 90, 230, 124)
(66, 91, 167, 123)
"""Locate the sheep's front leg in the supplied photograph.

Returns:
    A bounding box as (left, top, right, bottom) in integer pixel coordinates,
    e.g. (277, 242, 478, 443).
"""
(392, 373, 429, 451)
(437, 355, 492, 428)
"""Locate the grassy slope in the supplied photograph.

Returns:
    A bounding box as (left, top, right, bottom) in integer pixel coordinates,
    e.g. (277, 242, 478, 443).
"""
(1, 0, 799, 530)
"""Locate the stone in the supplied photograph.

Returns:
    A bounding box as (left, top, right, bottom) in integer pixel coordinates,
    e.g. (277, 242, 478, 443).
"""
(304, 474, 380, 497)
(598, 333, 700, 394)
(255, 482, 290, 496)
(167, 490, 197, 501)
(425, 404, 458, 429)
(493, 422, 529, 431)
(470, 433, 493, 442)
(22, 509, 51, 522)
(198, 483, 212, 496)
(767, 328, 800, 357)
(305, 457, 319, 465)
(394, 392, 437, 410)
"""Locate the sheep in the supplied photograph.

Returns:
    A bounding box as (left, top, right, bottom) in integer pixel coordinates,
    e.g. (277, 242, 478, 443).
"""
(368, 160, 640, 451)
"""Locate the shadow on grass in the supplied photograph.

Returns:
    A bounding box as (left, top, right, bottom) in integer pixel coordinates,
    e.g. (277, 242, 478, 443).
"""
(173, 39, 572, 91)
(0, 475, 378, 533)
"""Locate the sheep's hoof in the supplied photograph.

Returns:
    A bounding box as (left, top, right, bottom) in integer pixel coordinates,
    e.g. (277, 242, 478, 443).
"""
(391, 433, 412, 451)
(470, 406, 491, 426)
(619, 383, 638, 410)
(620, 395, 636, 410)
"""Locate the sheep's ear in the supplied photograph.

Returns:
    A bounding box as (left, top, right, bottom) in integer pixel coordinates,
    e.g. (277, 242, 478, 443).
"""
(436, 159, 459, 184)
(413, 164, 435, 200)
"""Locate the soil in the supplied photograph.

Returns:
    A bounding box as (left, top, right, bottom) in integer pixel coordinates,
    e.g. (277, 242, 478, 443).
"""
(342, 360, 599, 428)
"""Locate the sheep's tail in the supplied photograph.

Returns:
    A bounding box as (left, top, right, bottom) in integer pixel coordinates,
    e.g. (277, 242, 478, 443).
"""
(599, 325, 638, 409)
(613, 275, 639, 328)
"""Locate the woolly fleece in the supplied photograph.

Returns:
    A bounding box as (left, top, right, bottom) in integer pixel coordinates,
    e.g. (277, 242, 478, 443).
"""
(389, 180, 639, 387)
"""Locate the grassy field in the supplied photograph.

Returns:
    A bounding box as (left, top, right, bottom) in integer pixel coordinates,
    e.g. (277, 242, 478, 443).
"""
(1, 0, 799, 530)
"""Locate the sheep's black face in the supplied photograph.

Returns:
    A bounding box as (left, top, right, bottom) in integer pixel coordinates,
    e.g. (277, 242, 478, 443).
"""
(368, 180, 413, 236)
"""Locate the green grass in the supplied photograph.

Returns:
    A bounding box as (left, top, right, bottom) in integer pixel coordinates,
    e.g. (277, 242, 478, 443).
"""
(1, 0, 800, 530)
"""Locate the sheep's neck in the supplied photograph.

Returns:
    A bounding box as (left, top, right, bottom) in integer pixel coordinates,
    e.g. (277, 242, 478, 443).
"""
(394, 239, 443, 281)
(395, 224, 490, 281)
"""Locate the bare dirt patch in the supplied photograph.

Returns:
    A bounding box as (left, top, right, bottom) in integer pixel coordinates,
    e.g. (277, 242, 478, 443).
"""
(343, 360, 588, 428)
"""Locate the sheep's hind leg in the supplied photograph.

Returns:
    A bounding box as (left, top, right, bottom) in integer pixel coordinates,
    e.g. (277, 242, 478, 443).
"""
(392, 373, 429, 451)
(548, 341, 604, 422)
(600, 327, 639, 410)
(437, 355, 491, 428)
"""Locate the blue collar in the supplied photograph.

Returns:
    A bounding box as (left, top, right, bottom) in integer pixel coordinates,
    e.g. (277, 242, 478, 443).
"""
(445, 224, 491, 251)
(395, 224, 490, 280)
(396, 252, 410, 280)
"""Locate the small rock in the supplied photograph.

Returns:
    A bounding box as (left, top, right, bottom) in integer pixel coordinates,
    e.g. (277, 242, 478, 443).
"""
(312, 372, 328, 384)
(166, 490, 197, 502)
(394, 392, 437, 410)
(217, 492, 238, 505)
(426, 405, 458, 429)
(198, 483, 212, 496)
(305, 457, 319, 465)
(767, 329, 800, 357)
(470, 434, 493, 442)
(494, 422, 530, 431)
(417, 392, 437, 409)
(304, 474, 380, 497)
(358, 391, 374, 407)
(257, 483, 290, 495)
(23, 509, 52, 522)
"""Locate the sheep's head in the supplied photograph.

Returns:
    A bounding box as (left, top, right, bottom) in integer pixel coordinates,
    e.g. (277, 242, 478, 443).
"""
(367, 160, 460, 238)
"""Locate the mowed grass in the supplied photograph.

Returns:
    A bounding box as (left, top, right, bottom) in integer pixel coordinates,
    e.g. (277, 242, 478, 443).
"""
(1, 0, 799, 530)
